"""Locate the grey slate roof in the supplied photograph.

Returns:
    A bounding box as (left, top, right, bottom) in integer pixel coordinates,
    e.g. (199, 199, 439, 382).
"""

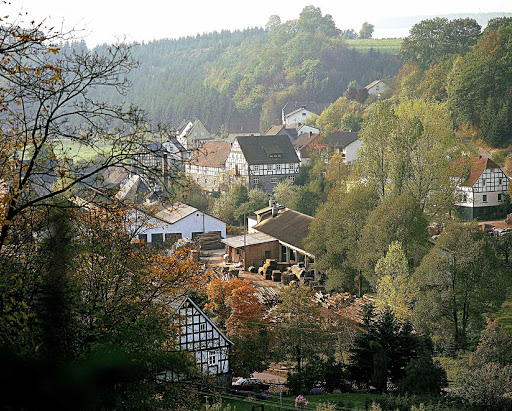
(323, 131, 359, 147)
(282, 101, 329, 117)
(236, 135, 299, 165)
(253, 208, 314, 253)
(228, 117, 261, 134)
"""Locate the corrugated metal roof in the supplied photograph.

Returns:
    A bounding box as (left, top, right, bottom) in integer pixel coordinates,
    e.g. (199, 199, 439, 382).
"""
(221, 232, 278, 248)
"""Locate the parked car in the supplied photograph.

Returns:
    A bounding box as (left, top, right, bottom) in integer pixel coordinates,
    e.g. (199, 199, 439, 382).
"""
(231, 378, 269, 392)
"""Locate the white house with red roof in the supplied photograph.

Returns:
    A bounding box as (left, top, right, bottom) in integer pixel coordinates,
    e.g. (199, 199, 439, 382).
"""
(454, 156, 510, 220)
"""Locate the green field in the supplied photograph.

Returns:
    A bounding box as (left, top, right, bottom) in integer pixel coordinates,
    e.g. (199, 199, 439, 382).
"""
(345, 39, 402, 55)
(218, 392, 379, 411)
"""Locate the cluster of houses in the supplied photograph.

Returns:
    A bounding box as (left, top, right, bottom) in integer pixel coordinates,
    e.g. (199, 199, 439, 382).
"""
(53, 86, 512, 388)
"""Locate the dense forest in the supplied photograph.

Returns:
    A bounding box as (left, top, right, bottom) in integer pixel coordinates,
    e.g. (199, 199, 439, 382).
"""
(65, 6, 401, 134)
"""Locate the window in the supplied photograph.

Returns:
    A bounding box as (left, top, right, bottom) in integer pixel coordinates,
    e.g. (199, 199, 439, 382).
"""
(264, 250, 271, 259)
(276, 164, 281, 171)
(200, 323, 206, 332)
(208, 351, 218, 366)
(201, 131, 204, 136)
(483, 194, 488, 203)
(288, 175, 295, 181)
(482, 179, 486, 186)
(253, 177, 260, 185)
(193, 132, 197, 136)
(271, 177, 278, 184)
(498, 193, 503, 202)
(500, 178, 503, 185)
(165, 233, 182, 244)
(138, 234, 147, 242)
(151, 233, 163, 243)
(253, 165, 259, 172)
(302, 112, 307, 116)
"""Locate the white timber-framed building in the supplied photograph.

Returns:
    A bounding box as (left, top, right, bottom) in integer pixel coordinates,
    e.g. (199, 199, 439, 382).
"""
(168, 295, 233, 387)
(454, 156, 510, 221)
(225, 135, 300, 193)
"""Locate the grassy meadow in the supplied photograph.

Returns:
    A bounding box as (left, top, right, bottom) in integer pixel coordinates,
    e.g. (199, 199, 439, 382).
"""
(345, 38, 402, 55)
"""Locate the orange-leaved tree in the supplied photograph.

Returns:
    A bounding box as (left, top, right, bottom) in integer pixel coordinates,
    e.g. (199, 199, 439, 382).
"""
(206, 278, 271, 377)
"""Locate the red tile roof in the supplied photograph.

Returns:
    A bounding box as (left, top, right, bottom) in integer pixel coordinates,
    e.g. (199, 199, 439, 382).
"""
(187, 141, 231, 168)
(453, 156, 502, 187)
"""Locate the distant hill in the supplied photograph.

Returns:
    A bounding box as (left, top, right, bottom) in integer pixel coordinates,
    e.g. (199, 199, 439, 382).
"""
(374, 12, 512, 38)
(85, 12, 401, 134)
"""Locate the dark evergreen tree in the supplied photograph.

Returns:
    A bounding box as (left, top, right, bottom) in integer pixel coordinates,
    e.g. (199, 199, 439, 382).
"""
(349, 304, 441, 393)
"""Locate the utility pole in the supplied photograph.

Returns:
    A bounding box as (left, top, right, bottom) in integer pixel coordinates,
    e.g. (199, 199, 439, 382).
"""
(243, 204, 247, 271)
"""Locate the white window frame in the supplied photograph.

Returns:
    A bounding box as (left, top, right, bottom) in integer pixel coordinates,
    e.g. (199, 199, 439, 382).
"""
(208, 350, 218, 366)
(271, 177, 278, 184)
(254, 177, 260, 185)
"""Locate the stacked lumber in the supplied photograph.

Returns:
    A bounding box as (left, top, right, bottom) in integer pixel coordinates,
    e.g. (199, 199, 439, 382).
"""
(196, 231, 223, 250)
(256, 287, 279, 307)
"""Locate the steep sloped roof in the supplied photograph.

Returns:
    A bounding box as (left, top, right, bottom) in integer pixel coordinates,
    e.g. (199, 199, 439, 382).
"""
(228, 117, 260, 134)
(187, 141, 231, 168)
(453, 156, 503, 187)
(253, 208, 314, 253)
(365, 79, 385, 90)
(282, 101, 329, 117)
(293, 132, 321, 150)
(236, 135, 299, 165)
(265, 125, 299, 142)
(322, 131, 359, 147)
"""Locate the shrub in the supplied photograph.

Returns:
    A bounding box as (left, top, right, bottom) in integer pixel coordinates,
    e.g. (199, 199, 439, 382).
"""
(399, 355, 448, 395)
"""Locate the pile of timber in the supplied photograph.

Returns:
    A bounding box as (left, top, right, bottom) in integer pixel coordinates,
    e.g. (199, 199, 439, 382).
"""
(313, 292, 376, 324)
(255, 287, 279, 307)
(196, 232, 223, 250)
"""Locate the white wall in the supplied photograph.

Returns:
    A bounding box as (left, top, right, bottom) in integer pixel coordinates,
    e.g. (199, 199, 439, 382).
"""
(297, 125, 319, 135)
(131, 210, 226, 243)
(285, 109, 313, 127)
(367, 81, 388, 95)
(345, 139, 363, 164)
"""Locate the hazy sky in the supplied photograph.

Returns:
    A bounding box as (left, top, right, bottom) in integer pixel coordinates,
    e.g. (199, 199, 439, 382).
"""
(8, 0, 512, 46)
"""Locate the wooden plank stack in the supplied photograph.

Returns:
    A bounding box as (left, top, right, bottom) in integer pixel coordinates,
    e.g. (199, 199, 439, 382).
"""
(196, 231, 223, 250)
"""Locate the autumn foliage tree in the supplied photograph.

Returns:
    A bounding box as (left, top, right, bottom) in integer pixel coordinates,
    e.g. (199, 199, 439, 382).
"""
(0, 200, 208, 409)
(206, 278, 270, 376)
(0, 13, 164, 251)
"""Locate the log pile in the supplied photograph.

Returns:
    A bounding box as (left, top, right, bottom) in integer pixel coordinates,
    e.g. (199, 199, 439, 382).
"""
(255, 286, 279, 307)
(196, 231, 223, 250)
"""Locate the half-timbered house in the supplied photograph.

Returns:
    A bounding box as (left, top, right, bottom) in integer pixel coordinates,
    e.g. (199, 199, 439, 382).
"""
(185, 141, 231, 192)
(454, 156, 510, 220)
(169, 295, 233, 387)
(225, 135, 300, 193)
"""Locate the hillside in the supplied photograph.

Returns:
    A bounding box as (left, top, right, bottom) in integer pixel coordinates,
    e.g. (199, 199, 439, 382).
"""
(82, 8, 401, 134)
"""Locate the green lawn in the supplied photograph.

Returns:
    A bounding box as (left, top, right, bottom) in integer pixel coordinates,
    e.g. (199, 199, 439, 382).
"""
(496, 290, 512, 333)
(345, 39, 402, 55)
(53, 139, 114, 162)
(217, 391, 379, 410)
